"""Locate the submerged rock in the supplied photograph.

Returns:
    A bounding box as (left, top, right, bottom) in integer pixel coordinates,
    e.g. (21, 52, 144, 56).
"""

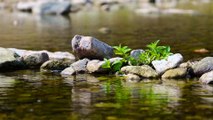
(61, 58, 89, 75)
(152, 53, 183, 74)
(199, 71, 213, 84)
(22, 52, 49, 68)
(162, 68, 188, 79)
(130, 49, 144, 60)
(41, 59, 74, 73)
(71, 35, 114, 59)
(121, 65, 158, 78)
(192, 57, 213, 76)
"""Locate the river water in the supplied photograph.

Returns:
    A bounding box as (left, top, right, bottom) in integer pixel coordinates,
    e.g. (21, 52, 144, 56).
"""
(0, 2, 213, 120)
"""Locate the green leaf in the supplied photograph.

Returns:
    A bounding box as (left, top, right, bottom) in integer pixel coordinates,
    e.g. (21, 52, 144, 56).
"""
(102, 58, 111, 69)
(112, 60, 123, 72)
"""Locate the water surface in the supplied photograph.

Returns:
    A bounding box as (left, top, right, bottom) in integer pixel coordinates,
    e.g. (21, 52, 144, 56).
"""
(0, 2, 213, 120)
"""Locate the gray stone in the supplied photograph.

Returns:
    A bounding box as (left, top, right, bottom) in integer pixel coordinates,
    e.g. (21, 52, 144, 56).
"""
(152, 53, 183, 74)
(199, 71, 213, 84)
(33, 1, 71, 15)
(192, 57, 213, 76)
(162, 68, 188, 79)
(22, 52, 49, 68)
(0, 47, 26, 71)
(41, 59, 74, 73)
(121, 65, 158, 78)
(61, 58, 89, 75)
(9, 48, 75, 60)
(60, 66, 75, 76)
(71, 35, 114, 59)
(130, 49, 144, 60)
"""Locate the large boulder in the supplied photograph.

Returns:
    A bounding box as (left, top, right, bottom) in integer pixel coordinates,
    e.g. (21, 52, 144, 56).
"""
(152, 53, 183, 74)
(121, 65, 158, 78)
(22, 52, 49, 68)
(0, 47, 26, 71)
(61, 58, 89, 75)
(192, 57, 213, 76)
(71, 35, 114, 59)
(41, 59, 74, 73)
(33, 1, 71, 15)
(162, 68, 188, 79)
(199, 71, 213, 84)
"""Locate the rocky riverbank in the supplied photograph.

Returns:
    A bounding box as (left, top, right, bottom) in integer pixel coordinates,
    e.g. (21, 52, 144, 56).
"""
(0, 35, 213, 84)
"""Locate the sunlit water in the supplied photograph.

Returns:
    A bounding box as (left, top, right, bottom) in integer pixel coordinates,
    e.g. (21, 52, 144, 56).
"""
(0, 2, 213, 120)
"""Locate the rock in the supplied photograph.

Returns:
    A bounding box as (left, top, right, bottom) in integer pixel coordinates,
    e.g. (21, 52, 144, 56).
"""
(9, 48, 75, 60)
(121, 65, 158, 78)
(152, 53, 183, 74)
(33, 1, 71, 15)
(162, 68, 188, 79)
(22, 52, 49, 68)
(125, 74, 141, 81)
(71, 35, 114, 59)
(0, 47, 26, 71)
(86, 60, 103, 73)
(192, 57, 213, 76)
(130, 49, 144, 60)
(60, 66, 75, 76)
(0, 47, 16, 64)
(40, 59, 74, 73)
(194, 48, 209, 54)
(16, 1, 35, 12)
(199, 71, 213, 84)
(61, 58, 89, 75)
(86, 57, 122, 73)
(179, 61, 198, 68)
(99, 27, 111, 34)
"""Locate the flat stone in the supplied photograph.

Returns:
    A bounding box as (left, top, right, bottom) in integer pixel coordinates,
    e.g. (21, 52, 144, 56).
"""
(162, 68, 188, 79)
(41, 59, 74, 73)
(121, 65, 158, 78)
(152, 53, 183, 74)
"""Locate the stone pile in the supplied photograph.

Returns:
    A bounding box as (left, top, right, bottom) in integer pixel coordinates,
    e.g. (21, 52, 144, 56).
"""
(0, 35, 213, 84)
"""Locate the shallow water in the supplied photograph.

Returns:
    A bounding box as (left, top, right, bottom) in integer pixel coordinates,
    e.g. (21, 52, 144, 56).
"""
(0, 2, 213, 120)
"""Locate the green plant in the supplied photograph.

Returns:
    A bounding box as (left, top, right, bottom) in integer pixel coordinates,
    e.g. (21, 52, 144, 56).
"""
(113, 44, 132, 58)
(139, 40, 172, 65)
